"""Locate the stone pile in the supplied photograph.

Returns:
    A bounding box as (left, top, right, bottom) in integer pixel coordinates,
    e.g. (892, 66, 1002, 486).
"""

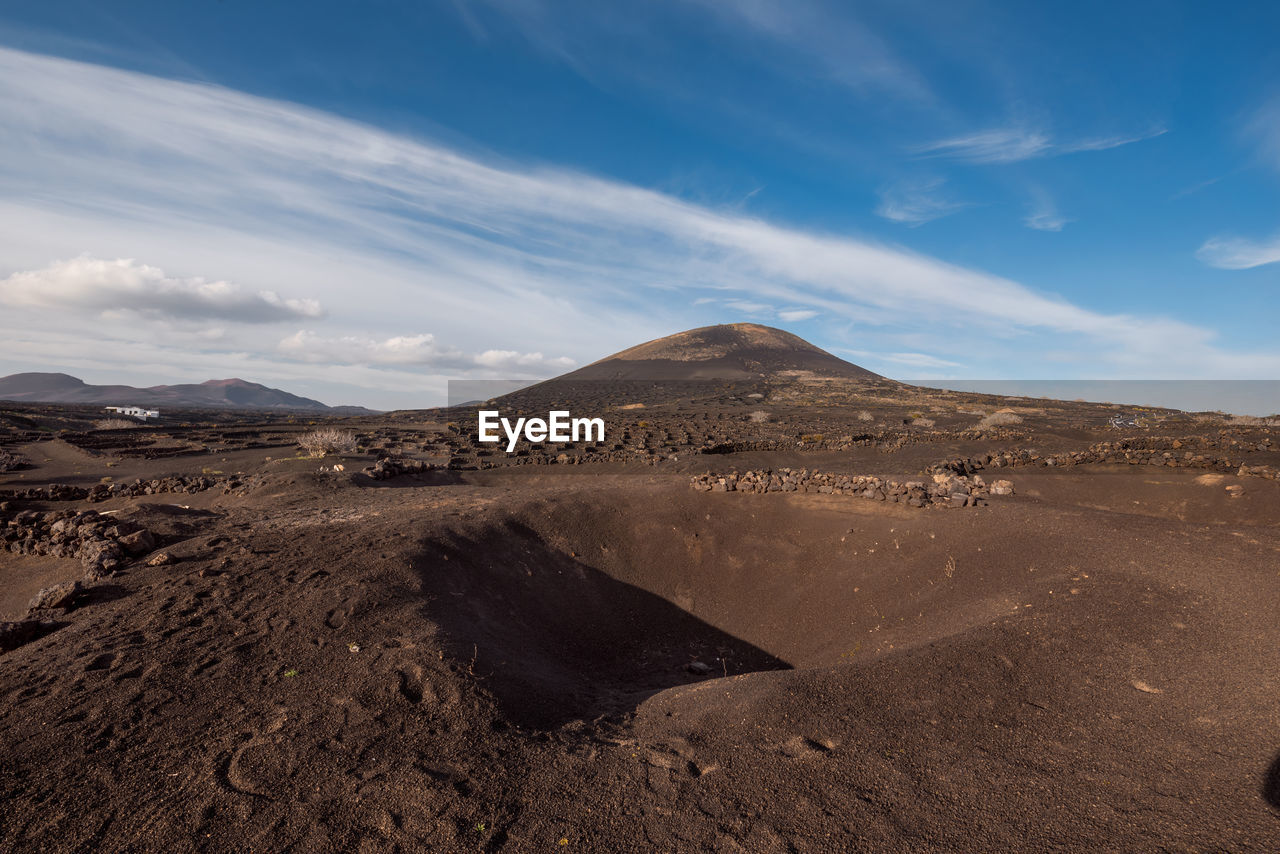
(0, 449, 26, 473)
(690, 468, 1012, 509)
(362, 457, 438, 480)
(1, 506, 158, 580)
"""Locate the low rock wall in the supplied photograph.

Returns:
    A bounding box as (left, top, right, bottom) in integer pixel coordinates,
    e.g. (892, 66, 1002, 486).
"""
(690, 468, 1013, 509)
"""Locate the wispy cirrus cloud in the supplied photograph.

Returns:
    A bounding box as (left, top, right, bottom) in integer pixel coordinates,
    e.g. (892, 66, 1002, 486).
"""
(0, 46, 1274, 410)
(916, 125, 1166, 164)
(1025, 211, 1068, 231)
(836, 348, 962, 372)
(1192, 99, 1280, 271)
(915, 128, 1052, 164)
(1024, 187, 1070, 232)
(1249, 95, 1280, 170)
(875, 177, 968, 226)
(686, 0, 934, 103)
(1060, 128, 1168, 153)
(1196, 234, 1280, 269)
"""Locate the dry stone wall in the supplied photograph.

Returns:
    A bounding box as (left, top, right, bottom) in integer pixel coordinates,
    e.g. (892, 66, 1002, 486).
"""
(690, 468, 1012, 509)
(929, 435, 1278, 480)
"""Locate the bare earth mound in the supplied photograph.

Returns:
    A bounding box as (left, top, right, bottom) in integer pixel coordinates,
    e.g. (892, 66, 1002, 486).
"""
(556, 323, 883, 381)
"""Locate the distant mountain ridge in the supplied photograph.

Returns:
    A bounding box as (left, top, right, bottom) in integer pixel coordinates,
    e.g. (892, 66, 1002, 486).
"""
(0, 373, 375, 413)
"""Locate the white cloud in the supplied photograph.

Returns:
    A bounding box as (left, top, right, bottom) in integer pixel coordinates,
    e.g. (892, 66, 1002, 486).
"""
(1025, 212, 1067, 231)
(876, 178, 967, 225)
(0, 256, 322, 322)
(278, 330, 575, 376)
(278, 331, 465, 366)
(474, 350, 577, 372)
(1196, 235, 1280, 270)
(724, 300, 775, 315)
(701, 299, 818, 324)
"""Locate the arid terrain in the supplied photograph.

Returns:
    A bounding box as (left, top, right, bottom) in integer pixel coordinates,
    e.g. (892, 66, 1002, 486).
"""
(2, 324, 1278, 852)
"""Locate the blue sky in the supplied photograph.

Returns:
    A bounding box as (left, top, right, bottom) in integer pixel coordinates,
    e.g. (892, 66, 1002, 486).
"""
(0, 1, 1277, 409)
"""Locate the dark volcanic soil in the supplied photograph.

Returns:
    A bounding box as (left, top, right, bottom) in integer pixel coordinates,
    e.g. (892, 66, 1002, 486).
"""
(2, 372, 1279, 851)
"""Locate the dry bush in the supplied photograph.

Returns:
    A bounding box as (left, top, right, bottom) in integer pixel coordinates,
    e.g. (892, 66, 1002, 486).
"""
(298, 428, 358, 458)
(911, 417, 936, 428)
(975, 411, 1023, 429)
(94, 418, 141, 430)
(856, 410, 875, 422)
(749, 410, 771, 423)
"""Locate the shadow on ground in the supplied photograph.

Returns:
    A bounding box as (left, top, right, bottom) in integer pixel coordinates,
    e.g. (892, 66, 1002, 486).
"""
(354, 469, 465, 489)
(1264, 751, 1280, 813)
(414, 519, 789, 730)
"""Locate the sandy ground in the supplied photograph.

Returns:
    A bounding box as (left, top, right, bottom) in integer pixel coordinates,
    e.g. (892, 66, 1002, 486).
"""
(2, 409, 1279, 852)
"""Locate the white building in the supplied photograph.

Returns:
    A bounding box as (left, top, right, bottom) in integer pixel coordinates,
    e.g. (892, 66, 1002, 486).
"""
(104, 405, 160, 420)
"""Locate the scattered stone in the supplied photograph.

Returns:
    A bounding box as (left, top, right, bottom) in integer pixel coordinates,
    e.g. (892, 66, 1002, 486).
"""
(990, 480, 1015, 496)
(147, 552, 174, 566)
(27, 581, 83, 612)
(0, 449, 27, 473)
(118, 529, 157, 556)
(1225, 485, 1245, 498)
(686, 661, 713, 675)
